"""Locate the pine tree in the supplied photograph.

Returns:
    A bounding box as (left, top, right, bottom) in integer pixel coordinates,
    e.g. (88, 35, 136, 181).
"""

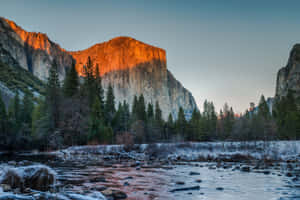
(112, 102, 123, 132)
(46, 61, 61, 129)
(258, 95, 270, 119)
(131, 95, 139, 121)
(222, 103, 234, 138)
(154, 101, 163, 125)
(88, 96, 105, 143)
(94, 64, 104, 109)
(104, 83, 116, 124)
(137, 94, 146, 121)
(8, 91, 21, 132)
(63, 63, 79, 97)
(82, 57, 96, 106)
(153, 101, 163, 140)
(122, 101, 130, 131)
(13, 91, 21, 125)
(166, 113, 174, 139)
(274, 90, 300, 139)
(31, 98, 45, 136)
(190, 109, 201, 141)
(209, 102, 217, 134)
(21, 90, 34, 125)
(0, 93, 7, 134)
(147, 103, 154, 121)
(176, 107, 187, 138)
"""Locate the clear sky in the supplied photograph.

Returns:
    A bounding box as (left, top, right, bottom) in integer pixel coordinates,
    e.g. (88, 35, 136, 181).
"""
(1, 0, 300, 113)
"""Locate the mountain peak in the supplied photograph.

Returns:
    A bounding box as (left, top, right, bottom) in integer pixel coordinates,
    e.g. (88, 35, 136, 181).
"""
(69, 36, 166, 76)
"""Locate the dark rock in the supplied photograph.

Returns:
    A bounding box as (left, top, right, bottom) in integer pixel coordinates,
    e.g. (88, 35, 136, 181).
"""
(216, 187, 224, 191)
(93, 186, 107, 191)
(263, 171, 271, 175)
(0, 169, 23, 189)
(112, 190, 127, 199)
(170, 186, 200, 192)
(292, 177, 299, 182)
(124, 176, 133, 180)
(176, 181, 185, 185)
(195, 179, 202, 183)
(241, 166, 250, 172)
(189, 172, 200, 176)
(24, 166, 55, 191)
(286, 172, 293, 177)
(90, 177, 106, 183)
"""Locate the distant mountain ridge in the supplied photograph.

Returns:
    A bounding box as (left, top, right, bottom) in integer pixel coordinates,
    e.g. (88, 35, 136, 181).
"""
(0, 17, 198, 119)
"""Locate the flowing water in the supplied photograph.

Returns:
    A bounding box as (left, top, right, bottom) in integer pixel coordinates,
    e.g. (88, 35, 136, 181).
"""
(1, 153, 300, 200)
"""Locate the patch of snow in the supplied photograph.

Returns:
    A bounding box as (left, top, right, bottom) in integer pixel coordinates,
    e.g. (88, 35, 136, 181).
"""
(57, 141, 300, 162)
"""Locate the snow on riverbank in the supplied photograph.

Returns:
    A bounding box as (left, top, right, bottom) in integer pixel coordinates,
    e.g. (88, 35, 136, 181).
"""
(56, 141, 300, 162)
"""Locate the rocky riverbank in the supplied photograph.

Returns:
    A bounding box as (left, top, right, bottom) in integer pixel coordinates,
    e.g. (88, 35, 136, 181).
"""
(1, 141, 300, 200)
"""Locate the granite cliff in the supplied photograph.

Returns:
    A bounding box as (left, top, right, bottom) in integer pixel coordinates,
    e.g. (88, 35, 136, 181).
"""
(276, 44, 300, 99)
(0, 17, 73, 80)
(0, 17, 197, 119)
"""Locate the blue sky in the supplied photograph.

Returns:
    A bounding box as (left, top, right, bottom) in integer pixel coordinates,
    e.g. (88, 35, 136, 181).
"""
(1, 0, 300, 113)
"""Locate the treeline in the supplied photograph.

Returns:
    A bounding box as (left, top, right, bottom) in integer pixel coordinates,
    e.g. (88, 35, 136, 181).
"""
(0, 58, 216, 150)
(224, 92, 300, 141)
(1, 58, 300, 150)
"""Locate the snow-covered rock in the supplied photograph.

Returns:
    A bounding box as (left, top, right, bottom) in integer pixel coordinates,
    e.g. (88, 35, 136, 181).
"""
(0, 165, 56, 191)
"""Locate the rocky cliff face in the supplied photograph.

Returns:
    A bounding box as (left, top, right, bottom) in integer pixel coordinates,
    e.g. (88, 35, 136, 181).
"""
(70, 37, 196, 118)
(0, 17, 73, 80)
(0, 17, 198, 119)
(276, 44, 300, 99)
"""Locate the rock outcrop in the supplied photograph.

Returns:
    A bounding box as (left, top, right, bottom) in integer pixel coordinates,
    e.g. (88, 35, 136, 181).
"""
(276, 44, 300, 99)
(0, 17, 198, 119)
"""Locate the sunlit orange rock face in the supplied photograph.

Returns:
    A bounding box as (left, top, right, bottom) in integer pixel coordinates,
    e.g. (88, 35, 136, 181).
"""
(4, 18, 54, 54)
(70, 36, 166, 76)
(0, 17, 73, 80)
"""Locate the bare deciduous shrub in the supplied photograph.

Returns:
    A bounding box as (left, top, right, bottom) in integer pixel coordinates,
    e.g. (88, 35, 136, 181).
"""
(116, 132, 134, 152)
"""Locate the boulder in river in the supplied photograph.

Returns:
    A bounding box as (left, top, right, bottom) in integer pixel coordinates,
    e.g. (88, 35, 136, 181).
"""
(0, 169, 23, 189)
(0, 165, 56, 192)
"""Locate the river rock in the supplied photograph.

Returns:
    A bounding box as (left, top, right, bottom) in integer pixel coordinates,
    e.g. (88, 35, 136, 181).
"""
(112, 190, 127, 199)
(0, 169, 23, 189)
(241, 166, 250, 172)
(176, 181, 185, 185)
(0, 165, 56, 192)
(189, 172, 200, 176)
(23, 166, 56, 191)
(170, 185, 200, 192)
